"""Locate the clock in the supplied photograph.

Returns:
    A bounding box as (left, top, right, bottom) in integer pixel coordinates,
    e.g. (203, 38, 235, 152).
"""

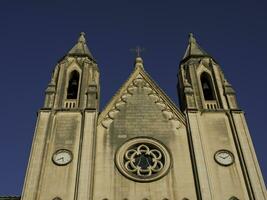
(52, 149, 73, 166)
(214, 149, 234, 166)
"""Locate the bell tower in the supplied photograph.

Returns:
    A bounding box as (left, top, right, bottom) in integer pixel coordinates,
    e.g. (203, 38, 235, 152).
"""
(178, 33, 266, 199)
(21, 32, 99, 200)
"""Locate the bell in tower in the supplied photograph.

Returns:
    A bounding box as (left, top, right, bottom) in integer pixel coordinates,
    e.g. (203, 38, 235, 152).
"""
(200, 72, 215, 101)
(67, 70, 80, 99)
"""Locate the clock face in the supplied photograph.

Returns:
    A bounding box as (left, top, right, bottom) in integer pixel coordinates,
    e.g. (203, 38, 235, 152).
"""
(214, 150, 234, 166)
(52, 149, 72, 166)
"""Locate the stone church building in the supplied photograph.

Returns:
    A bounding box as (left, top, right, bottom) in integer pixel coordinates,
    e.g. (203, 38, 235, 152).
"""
(2, 33, 266, 200)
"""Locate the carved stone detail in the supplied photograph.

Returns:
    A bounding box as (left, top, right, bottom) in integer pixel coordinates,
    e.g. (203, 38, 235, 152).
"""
(101, 75, 182, 130)
(115, 137, 171, 182)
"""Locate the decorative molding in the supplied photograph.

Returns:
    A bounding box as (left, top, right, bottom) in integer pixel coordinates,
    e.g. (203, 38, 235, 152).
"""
(101, 74, 183, 130)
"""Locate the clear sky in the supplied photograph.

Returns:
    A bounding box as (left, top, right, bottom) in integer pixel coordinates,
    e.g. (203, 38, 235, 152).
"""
(0, 0, 266, 195)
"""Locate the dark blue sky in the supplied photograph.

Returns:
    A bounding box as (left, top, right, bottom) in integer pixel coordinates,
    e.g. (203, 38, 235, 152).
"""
(0, 0, 266, 195)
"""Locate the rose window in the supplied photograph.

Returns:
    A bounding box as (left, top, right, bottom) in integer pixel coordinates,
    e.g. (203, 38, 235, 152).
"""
(124, 144, 164, 176)
(115, 138, 171, 182)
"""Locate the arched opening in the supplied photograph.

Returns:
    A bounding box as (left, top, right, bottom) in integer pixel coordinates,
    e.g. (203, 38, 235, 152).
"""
(67, 70, 80, 99)
(53, 197, 62, 200)
(200, 72, 215, 100)
(229, 197, 239, 200)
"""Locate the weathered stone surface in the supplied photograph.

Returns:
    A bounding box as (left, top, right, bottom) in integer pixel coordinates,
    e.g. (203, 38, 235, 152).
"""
(18, 33, 266, 200)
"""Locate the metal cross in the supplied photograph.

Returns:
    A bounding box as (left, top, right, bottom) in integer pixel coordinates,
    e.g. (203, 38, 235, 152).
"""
(130, 46, 145, 57)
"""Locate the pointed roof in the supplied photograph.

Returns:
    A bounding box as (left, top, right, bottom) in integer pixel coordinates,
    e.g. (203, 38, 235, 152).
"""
(182, 33, 210, 60)
(67, 32, 95, 60)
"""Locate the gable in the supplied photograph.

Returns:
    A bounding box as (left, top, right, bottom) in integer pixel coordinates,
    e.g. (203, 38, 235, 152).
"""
(94, 66, 196, 199)
(98, 66, 185, 130)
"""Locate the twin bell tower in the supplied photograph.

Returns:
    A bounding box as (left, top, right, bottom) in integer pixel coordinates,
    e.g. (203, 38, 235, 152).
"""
(20, 33, 266, 200)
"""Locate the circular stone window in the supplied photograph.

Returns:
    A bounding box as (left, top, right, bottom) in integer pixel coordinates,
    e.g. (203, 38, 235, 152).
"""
(115, 137, 171, 182)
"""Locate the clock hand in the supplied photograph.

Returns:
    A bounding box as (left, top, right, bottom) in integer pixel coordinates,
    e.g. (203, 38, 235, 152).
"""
(219, 155, 229, 159)
(56, 157, 64, 161)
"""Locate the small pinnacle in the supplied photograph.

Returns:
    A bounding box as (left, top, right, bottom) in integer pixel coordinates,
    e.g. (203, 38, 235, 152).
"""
(189, 32, 196, 43)
(184, 78, 190, 86)
(224, 79, 232, 86)
(78, 32, 86, 43)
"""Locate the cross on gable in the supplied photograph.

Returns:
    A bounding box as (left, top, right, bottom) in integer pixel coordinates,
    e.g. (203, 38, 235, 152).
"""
(130, 46, 145, 57)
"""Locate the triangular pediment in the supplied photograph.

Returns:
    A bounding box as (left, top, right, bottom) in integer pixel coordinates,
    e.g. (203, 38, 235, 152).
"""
(98, 66, 185, 129)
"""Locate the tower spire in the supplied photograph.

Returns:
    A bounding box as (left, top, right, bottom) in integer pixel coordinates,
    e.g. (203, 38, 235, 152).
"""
(182, 33, 209, 60)
(68, 32, 95, 60)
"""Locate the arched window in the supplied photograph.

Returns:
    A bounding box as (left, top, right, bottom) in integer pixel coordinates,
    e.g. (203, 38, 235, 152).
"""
(200, 72, 215, 100)
(67, 70, 80, 99)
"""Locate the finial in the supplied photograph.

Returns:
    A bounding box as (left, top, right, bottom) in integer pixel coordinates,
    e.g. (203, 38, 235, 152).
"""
(189, 32, 196, 43)
(78, 32, 86, 43)
(134, 56, 144, 69)
(135, 56, 143, 64)
(130, 46, 145, 69)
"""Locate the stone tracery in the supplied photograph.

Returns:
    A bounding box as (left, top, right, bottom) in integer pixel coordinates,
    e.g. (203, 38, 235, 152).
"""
(124, 144, 164, 177)
(115, 137, 171, 182)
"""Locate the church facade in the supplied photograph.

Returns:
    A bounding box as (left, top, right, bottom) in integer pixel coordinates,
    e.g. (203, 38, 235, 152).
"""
(7, 33, 266, 200)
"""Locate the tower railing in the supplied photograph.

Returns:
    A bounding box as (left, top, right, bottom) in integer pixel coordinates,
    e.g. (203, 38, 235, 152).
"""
(64, 99, 77, 109)
(205, 100, 218, 110)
